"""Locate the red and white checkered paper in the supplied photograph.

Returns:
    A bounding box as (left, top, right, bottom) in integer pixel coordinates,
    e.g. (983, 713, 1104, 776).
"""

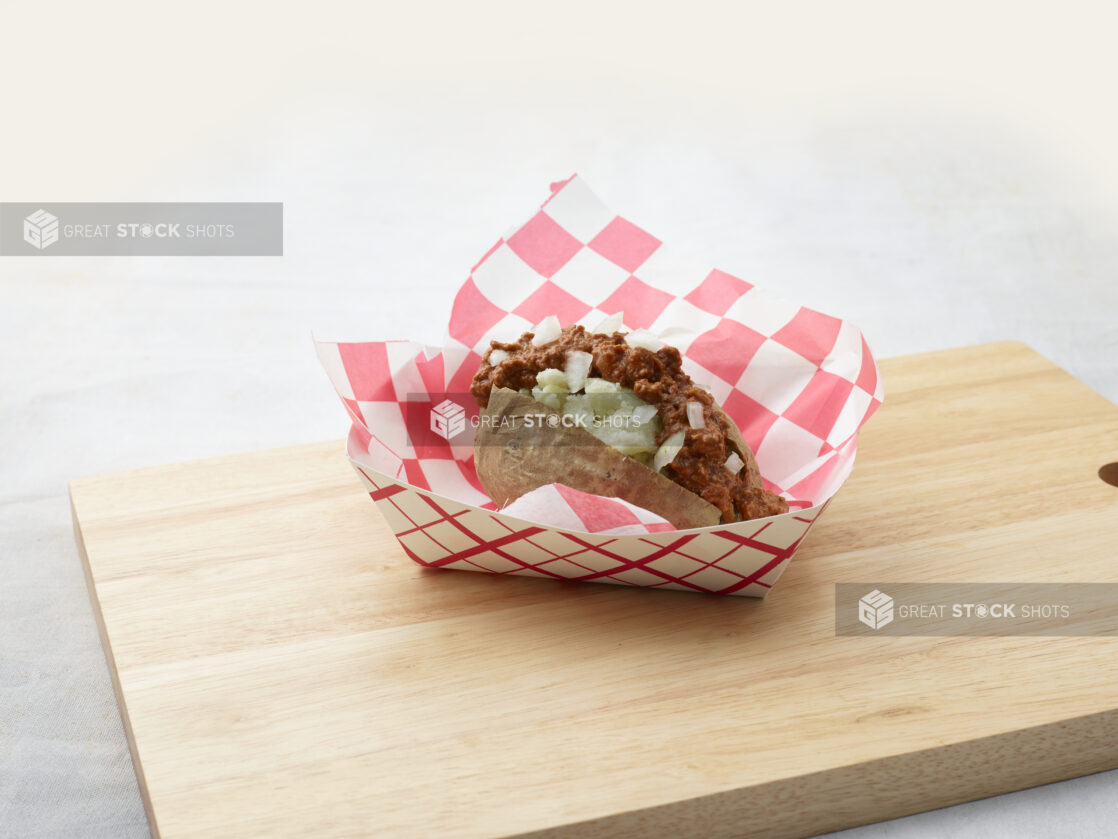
(318, 175, 882, 596)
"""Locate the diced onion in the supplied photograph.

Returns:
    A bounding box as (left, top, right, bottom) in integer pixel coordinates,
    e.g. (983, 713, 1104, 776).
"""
(724, 451, 744, 475)
(686, 401, 705, 429)
(652, 430, 686, 473)
(632, 404, 658, 426)
(488, 349, 508, 364)
(624, 329, 664, 352)
(564, 350, 593, 393)
(531, 315, 562, 346)
(593, 311, 624, 335)
(534, 368, 569, 394)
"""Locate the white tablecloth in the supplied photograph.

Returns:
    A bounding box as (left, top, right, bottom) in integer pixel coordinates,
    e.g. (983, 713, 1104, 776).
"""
(3, 98, 1117, 837)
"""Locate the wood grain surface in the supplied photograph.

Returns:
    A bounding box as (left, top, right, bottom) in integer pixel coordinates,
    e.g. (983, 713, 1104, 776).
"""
(70, 342, 1118, 839)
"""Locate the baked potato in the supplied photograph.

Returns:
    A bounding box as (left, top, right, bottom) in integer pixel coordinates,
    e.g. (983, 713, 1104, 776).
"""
(470, 315, 788, 528)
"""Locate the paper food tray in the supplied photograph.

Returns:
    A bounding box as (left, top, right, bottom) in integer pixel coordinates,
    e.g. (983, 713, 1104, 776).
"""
(318, 176, 882, 596)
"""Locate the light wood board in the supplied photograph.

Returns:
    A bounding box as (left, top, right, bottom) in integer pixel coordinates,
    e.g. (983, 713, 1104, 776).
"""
(70, 341, 1118, 839)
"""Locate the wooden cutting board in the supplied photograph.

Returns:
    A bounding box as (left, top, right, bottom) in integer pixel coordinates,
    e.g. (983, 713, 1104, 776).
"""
(70, 342, 1118, 839)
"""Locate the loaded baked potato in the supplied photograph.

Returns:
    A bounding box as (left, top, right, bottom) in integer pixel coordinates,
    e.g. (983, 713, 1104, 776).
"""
(470, 314, 788, 529)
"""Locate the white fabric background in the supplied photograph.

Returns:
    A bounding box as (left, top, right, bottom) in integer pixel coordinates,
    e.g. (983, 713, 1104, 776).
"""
(2, 87, 1118, 837)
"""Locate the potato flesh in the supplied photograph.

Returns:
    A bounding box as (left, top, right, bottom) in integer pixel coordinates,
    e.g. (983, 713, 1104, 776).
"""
(523, 368, 663, 465)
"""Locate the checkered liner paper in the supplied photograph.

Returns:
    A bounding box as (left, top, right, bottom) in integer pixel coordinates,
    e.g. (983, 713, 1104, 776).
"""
(317, 176, 882, 596)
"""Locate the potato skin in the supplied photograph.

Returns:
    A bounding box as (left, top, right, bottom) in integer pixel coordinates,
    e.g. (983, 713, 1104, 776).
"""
(474, 387, 721, 530)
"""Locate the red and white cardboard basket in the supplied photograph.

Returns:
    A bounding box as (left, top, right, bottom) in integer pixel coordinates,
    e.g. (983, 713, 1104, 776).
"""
(317, 176, 882, 596)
